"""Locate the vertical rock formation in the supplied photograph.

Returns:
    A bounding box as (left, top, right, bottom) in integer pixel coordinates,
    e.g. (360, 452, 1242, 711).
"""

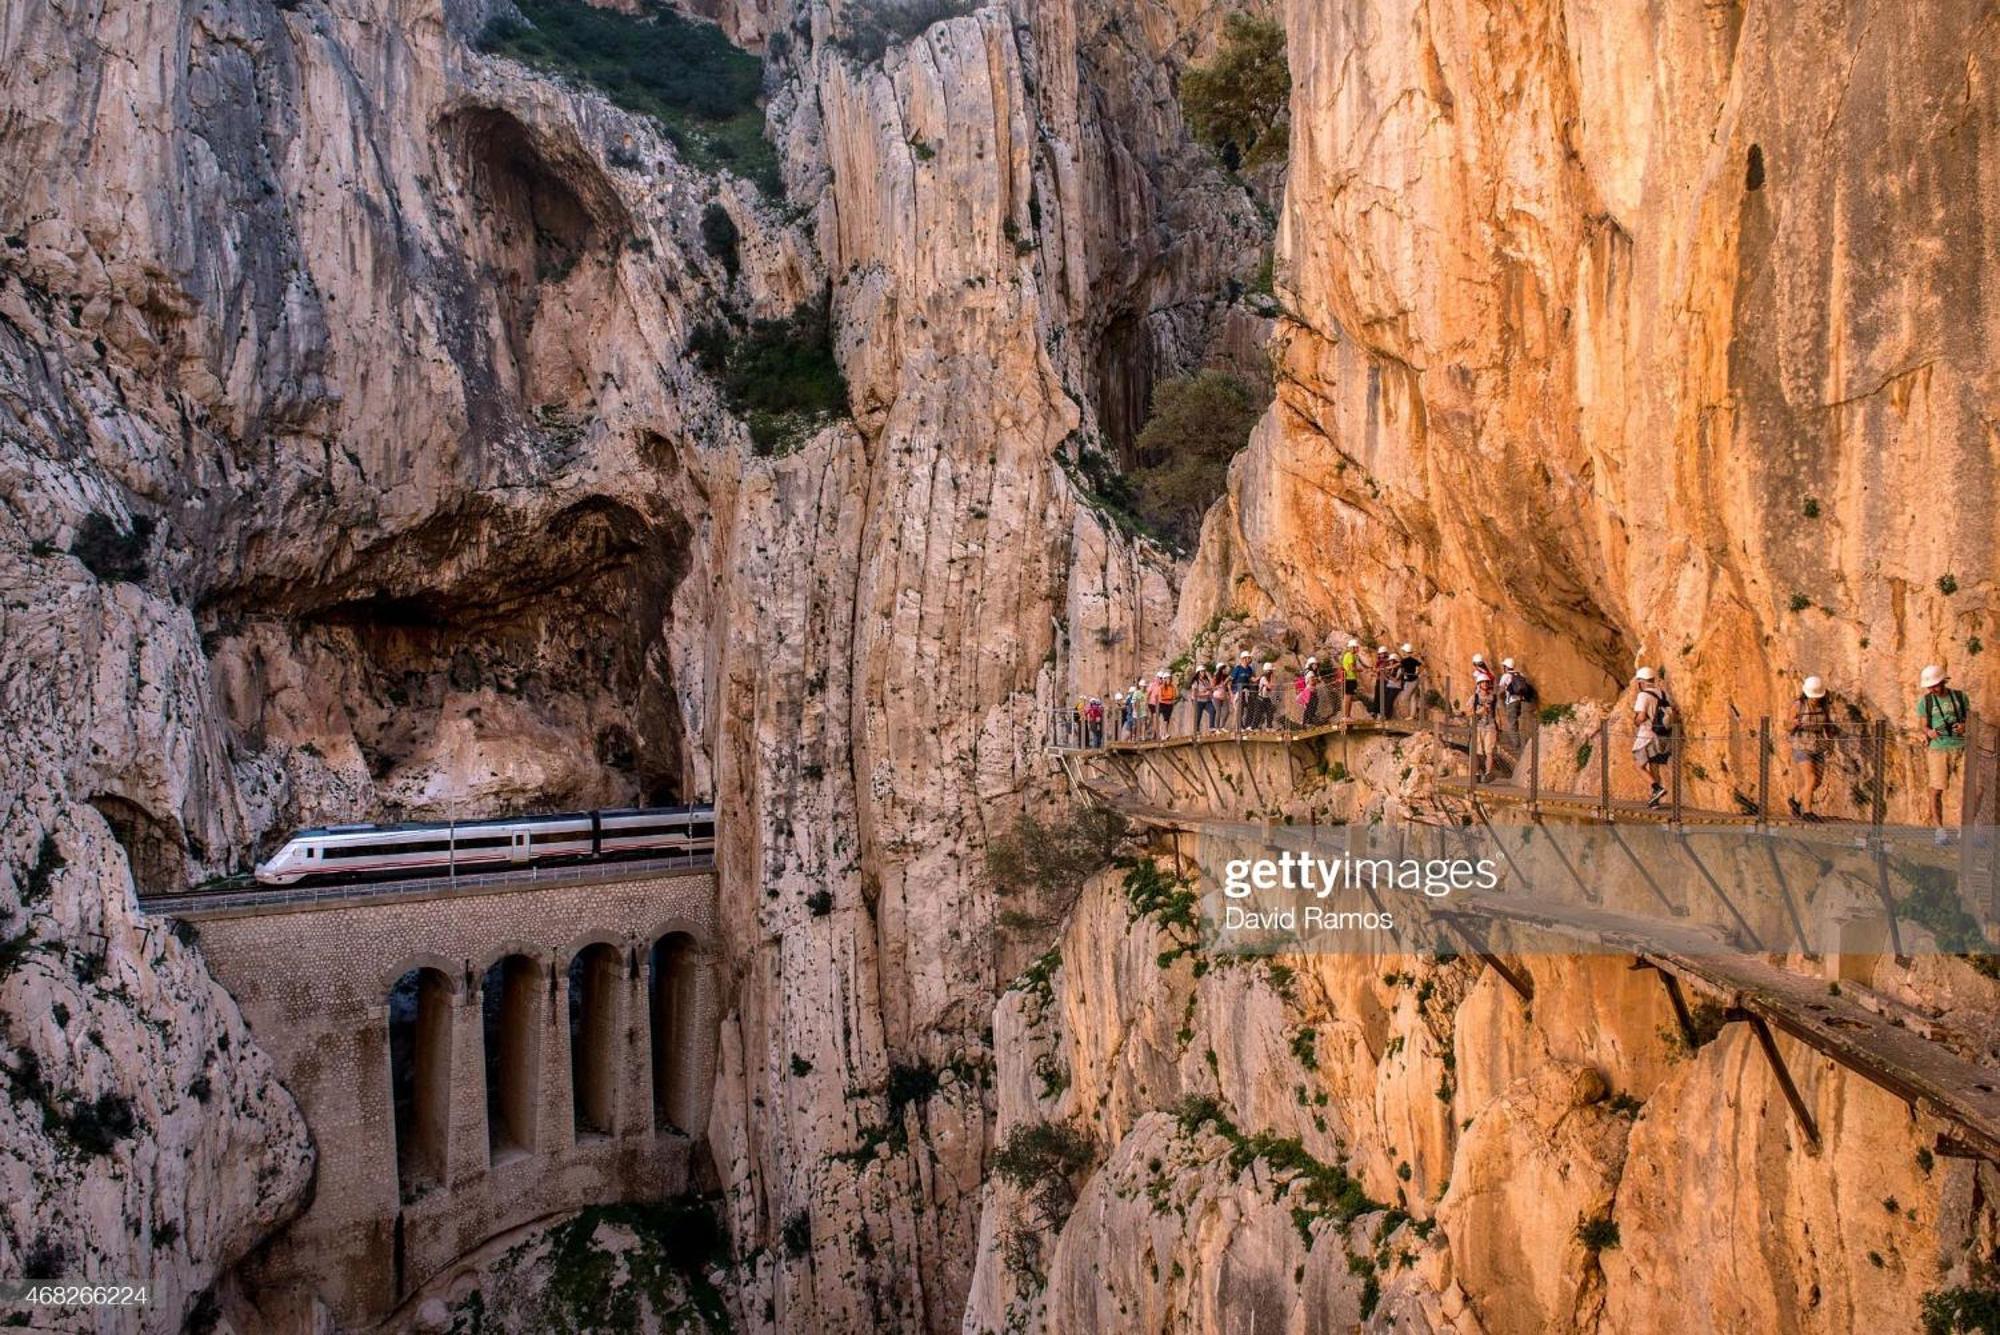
(2, 0, 1268, 1327)
(1181, 0, 1999, 743)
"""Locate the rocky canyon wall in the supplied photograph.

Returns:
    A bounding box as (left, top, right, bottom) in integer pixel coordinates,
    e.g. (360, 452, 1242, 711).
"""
(0, 0, 1268, 1327)
(1180, 0, 2000, 750)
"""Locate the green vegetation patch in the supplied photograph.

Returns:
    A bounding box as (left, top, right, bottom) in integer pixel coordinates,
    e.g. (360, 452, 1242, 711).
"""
(835, 0, 979, 63)
(988, 805, 1129, 936)
(1173, 1095, 1385, 1245)
(539, 1199, 730, 1332)
(478, 0, 781, 196)
(690, 298, 851, 456)
(1181, 16, 1291, 172)
(1127, 371, 1264, 552)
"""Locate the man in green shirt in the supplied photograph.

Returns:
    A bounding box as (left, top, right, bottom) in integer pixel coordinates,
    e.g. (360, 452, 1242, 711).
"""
(1916, 664, 1971, 838)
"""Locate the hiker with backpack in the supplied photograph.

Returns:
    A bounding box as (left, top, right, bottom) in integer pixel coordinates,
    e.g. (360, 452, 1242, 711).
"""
(1294, 662, 1317, 726)
(1787, 675, 1837, 821)
(1631, 666, 1674, 808)
(1917, 664, 1971, 839)
(1254, 661, 1278, 729)
(1372, 645, 1395, 717)
(1497, 657, 1537, 747)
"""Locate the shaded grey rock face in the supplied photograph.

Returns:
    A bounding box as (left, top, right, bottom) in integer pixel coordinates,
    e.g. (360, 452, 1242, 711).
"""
(1, 0, 1261, 1327)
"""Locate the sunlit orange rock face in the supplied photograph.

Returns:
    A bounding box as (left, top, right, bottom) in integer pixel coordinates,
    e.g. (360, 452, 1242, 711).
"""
(1182, 0, 1999, 758)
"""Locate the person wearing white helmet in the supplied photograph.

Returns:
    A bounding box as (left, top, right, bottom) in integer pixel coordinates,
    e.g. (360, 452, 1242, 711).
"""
(1191, 662, 1217, 735)
(1631, 666, 1674, 808)
(1471, 652, 1494, 690)
(1786, 675, 1837, 820)
(1371, 644, 1395, 717)
(1916, 664, 1971, 836)
(1394, 643, 1424, 719)
(1300, 655, 1322, 725)
(1496, 656, 1536, 746)
(1230, 652, 1256, 731)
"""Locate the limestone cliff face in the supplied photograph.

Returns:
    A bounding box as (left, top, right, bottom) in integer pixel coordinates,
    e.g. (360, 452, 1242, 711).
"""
(1180, 0, 2000, 752)
(0, 0, 1264, 1327)
(967, 835, 2000, 1334)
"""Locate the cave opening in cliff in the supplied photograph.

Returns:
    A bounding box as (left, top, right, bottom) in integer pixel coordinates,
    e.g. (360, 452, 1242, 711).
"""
(217, 496, 693, 824)
(647, 932, 704, 1135)
(481, 954, 544, 1164)
(388, 967, 454, 1200)
(566, 943, 623, 1140)
(88, 795, 187, 897)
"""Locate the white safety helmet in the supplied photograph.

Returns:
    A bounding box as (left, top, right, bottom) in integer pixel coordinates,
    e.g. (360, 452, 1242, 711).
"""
(1347, 638, 1360, 649)
(1377, 645, 1389, 655)
(1802, 675, 1826, 699)
(1920, 664, 1948, 689)
(1501, 657, 1516, 671)
(1305, 656, 1318, 667)
(1239, 650, 1252, 660)
(1262, 662, 1274, 671)
(1634, 665, 1656, 682)
(1157, 669, 1169, 678)
(1472, 653, 1486, 665)
(1399, 642, 1413, 654)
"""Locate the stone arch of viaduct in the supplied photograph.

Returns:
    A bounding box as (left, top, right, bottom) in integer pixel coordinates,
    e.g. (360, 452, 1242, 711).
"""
(180, 868, 719, 1327)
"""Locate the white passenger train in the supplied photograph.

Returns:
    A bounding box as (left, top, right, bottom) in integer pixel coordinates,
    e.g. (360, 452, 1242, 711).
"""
(253, 805, 716, 885)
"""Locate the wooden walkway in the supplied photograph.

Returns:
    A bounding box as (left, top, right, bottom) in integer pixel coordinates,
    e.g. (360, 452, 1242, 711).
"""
(1114, 802, 2000, 1163)
(1055, 716, 1422, 755)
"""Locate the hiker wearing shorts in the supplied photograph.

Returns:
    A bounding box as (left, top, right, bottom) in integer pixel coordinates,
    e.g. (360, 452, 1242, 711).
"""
(1155, 670, 1178, 734)
(1631, 666, 1673, 808)
(1917, 664, 1970, 838)
(1339, 640, 1363, 721)
(1787, 675, 1835, 820)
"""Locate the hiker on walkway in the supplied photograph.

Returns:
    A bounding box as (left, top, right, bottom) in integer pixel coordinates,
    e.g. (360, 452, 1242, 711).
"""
(1497, 657, 1536, 746)
(1125, 682, 1146, 740)
(1294, 662, 1316, 726)
(1339, 639, 1364, 721)
(1372, 645, 1395, 717)
(1471, 653, 1494, 691)
(1255, 661, 1278, 729)
(1085, 695, 1105, 748)
(1156, 669, 1179, 734)
(1631, 666, 1674, 808)
(1191, 664, 1216, 734)
(1470, 674, 1500, 782)
(1394, 643, 1424, 719)
(1786, 675, 1837, 821)
(1229, 652, 1255, 730)
(1209, 665, 1231, 734)
(1917, 664, 1971, 839)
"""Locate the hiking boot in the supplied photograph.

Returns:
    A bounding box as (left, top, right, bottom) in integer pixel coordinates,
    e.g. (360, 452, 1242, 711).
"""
(1647, 785, 1666, 809)
(1787, 796, 1802, 819)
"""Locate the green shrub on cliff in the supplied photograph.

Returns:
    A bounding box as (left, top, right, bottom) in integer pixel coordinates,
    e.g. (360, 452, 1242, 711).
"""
(689, 297, 850, 455)
(1127, 371, 1263, 551)
(1181, 17, 1290, 172)
(478, 0, 781, 196)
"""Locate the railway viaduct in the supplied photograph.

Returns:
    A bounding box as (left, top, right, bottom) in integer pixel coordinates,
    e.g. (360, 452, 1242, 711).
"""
(148, 859, 720, 1327)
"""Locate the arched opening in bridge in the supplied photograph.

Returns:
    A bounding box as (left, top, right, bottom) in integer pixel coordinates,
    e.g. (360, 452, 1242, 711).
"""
(388, 967, 453, 1200)
(567, 943, 623, 1140)
(648, 933, 704, 1133)
(482, 954, 543, 1163)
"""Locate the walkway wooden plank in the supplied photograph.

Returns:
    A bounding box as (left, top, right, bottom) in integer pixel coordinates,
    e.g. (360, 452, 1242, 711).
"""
(1108, 801, 2000, 1164)
(1446, 893, 2000, 1161)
